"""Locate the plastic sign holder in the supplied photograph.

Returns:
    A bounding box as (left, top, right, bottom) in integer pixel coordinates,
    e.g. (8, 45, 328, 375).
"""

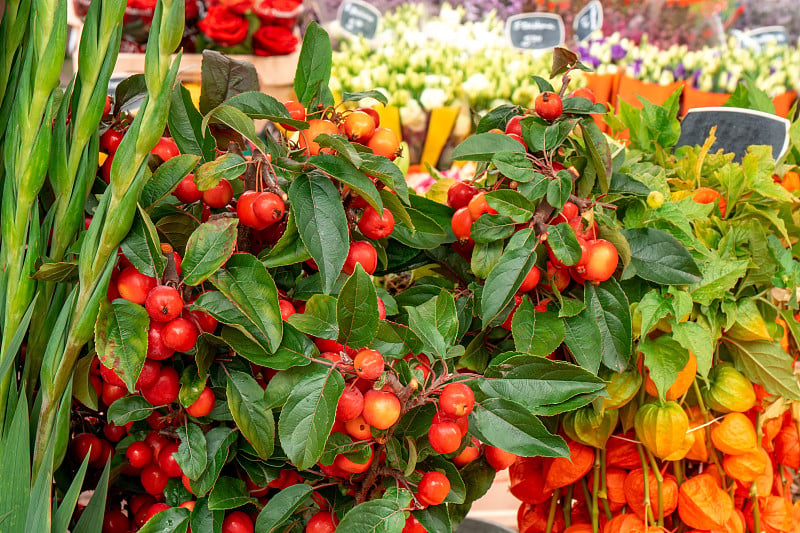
(675, 107, 790, 162)
(574, 1, 603, 42)
(506, 13, 566, 51)
(338, 0, 381, 40)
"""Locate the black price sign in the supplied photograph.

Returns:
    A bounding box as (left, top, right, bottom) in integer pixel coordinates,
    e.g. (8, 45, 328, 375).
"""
(506, 13, 565, 51)
(574, 1, 603, 42)
(675, 108, 790, 162)
(338, 0, 381, 40)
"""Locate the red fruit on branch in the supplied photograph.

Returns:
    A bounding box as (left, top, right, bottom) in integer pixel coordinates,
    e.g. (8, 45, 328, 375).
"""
(505, 115, 524, 137)
(344, 111, 377, 143)
(358, 206, 395, 239)
(117, 267, 157, 305)
(428, 421, 462, 454)
(144, 285, 183, 322)
(306, 511, 337, 533)
(253, 192, 285, 225)
(343, 241, 377, 275)
(451, 207, 474, 242)
(202, 179, 234, 208)
(535, 91, 563, 121)
(298, 119, 339, 156)
(486, 446, 517, 470)
(186, 386, 216, 417)
(418, 471, 451, 506)
(222, 510, 254, 533)
(72, 432, 102, 464)
(336, 387, 365, 422)
(353, 349, 385, 380)
(140, 464, 170, 495)
(151, 137, 179, 161)
(367, 127, 400, 160)
(439, 382, 475, 418)
(141, 366, 180, 406)
(362, 390, 401, 430)
(281, 100, 305, 131)
(447, 181, 479, 210)
(162, 317, 199, 352)
(174, 174, 203, 204)
(467, 192, 498, 220)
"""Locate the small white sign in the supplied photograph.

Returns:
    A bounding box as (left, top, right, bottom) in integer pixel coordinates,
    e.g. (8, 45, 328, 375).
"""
(338, 0, 381, 40)
(505, 13, 566, 51)
(574, 1, 603, 42)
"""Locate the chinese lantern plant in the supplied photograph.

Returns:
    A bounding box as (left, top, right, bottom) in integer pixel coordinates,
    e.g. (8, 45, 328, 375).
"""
(510, 83, 800, 533)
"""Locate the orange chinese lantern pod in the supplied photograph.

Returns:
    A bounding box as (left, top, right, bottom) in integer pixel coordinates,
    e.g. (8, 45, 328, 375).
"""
(692, 187, 726, 217)
(543, 440, 595, 492)
(644, 350, 697, 400)
(664, 425, 695, 461)
(753, 383, 773, 404)
(722, 446, 769, 482)
(631, 527, 668, 533)
(745, 495, 793, 533)
(634, 401, 689, 459)
(588, 467, 627, 511)
(677, 473, 734, 530)
(509, 456, 552, 505)
(762, 415, 784, 452)
(518, 502, 565, 533)
(685, 420, 710, 462)
(710, 412, 757, 455)
(703, 362, 756, 413)
(603, 513, 644, 533)
(623, 468, 679, 521)
(565, 524, 594, 533)
(570, 501, 592, 525)
(607, 433, 641, 469)
(776, 317, 791, 352)
(774, 424, 800, 469)
(710, 509, 746, 533)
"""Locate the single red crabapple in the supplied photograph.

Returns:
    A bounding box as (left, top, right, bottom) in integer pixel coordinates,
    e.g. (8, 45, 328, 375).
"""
(144, 285, 183, 322)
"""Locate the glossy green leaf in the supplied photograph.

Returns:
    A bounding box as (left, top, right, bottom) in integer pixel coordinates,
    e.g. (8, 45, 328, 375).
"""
(492, 151, 536, 182)
(208, 477, 252, 510)
(175, 423, 208, 480)
(406, 290, 458, 359)
(189, 428, 238, 497)
(512, 299, 565, 357)
(227, 371, 275, 460)
(224, 91, 306, 129)
(293, 22, 333, 109)
(120, 205, 166, 278)
(141, 154, 199, 209)
(584, 279, 632, 372)
(469, 398, 568, 457)
(289, 173, 349, 293)
(639, 335, 690, 401)
(337, 264, 379, 348)
(181, 218, 238, 286)
(484, 190, 535, 222)
(621, 228, 702, 285)
(138, 508, 190, 533)
(727, 339, 800, 400)
(95, 298, 149, 392)
(547, 222, 582, 267)
(480, 230, 537, 328)
(194, 154, 245, 191)
(107, 396, 153, 424)
(278, 365, 344, 469)
(288, 294, 338, 339)
(452, 132, 524, 161)
(210, 253, 283, 352)
(309, 153, 381, 211)
(254, 484, 313, 533)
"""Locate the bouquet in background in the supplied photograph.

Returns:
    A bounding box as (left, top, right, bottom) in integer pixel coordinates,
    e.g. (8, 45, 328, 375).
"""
(197, 0, 302, 55)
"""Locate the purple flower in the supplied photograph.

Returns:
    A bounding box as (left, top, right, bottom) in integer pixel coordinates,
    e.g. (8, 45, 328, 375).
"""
(673, 63, 686, 79)
(632, 59, 643, 77)
(611, 44, 627, 61)
(692, 69, 702, 88)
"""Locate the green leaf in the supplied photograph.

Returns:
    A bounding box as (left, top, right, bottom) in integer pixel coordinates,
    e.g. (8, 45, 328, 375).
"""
(336, 495, 408, 532)
(484, 190, 535, 222)
(476, 104, 523, 133)
(208, 477, 252, 510)
(361, 153, 410, 204)
(169, 84, 214, 161)
(547, 222, 582, 267)
(203, 105, 267, 153)
(227, 371, 275, 460)
(138, 507, 190, 533)
(452, 132, 525, 161)
(107, 396, 153, 424)
(254, 484, 313, 533)
(210, 253, 283, 352)
(313, 134, 364, 168)
(190, 497, 224, 533)
(288, 294, 338, 339)
(584, 279, 632, 372)
(194, 154, 246, 191)
(727, 339, 800, 400)
(52, 456, 90, 533)
(690, 257, 749, 306)
(260, 213, 310, 267)
(492, 151, 536, 183)
(278, 365, 344, 469)
(199, 50, 259, 114)
(391, 208, 446, 250)
(309, 153, 381, 211)
(120, 206, 167, 278)
(469, 398, 568, 457)
(31, 260, 78, 283)
(470, 215, 516, 243)
(189, 428, 238, 497)
(480, 355, 604, 414)
(518, 172, 549, 201)
(547, 171, 573, 210)
(512, 299, 565, 357)
(0, 398, 29, 533)
(406, 290, 459, 359)
(289, 173, 349, 293)
(95, 298, 149, 392)
(157, 212, 198, 254)
(337, 264, 379, 348)
(471, 240, 503, 279)
(639, 335, 690, 401)
(182, 218, 238, 286)
(71, 459, 111, 533)
(413, 506, 451, 533)
(480, 230, 537, 328)
(563, 309, 603, 373)
(673, 321, 714, 378)
(141, 154, 199, 209)
(175, 423, 208, 480)
(293, 22, 333, 109)
(621, 228, 702, 285)
(581, 119, 612, 193)
(224, 91, 306, 129)
(342, 90, 389, 106)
